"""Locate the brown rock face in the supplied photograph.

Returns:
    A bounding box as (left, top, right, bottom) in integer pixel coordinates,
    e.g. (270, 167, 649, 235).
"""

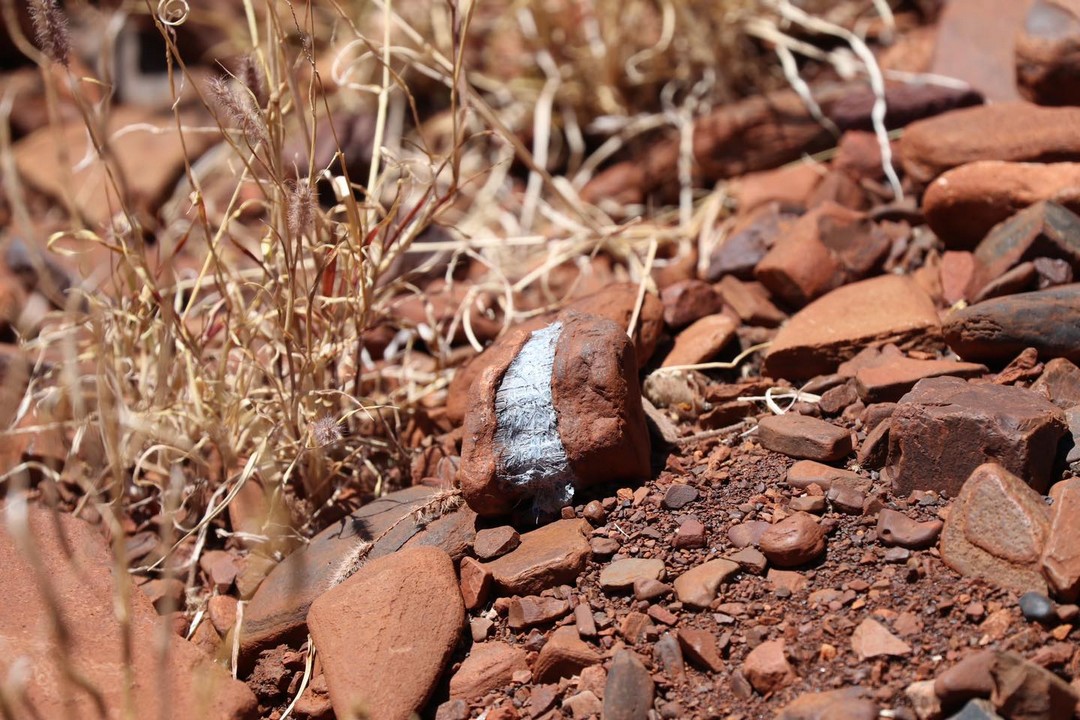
(885, 376, 1068, 497)
(756, 414, 853, 462)
(851, 618, 911, 660)
(764, 275, 942, 381)
(460, 313, 650, 517)
(923, 162, 1080, 249)
(1041, 477, 1080, 601)
(940, 464, 1051, 594)
(533, 626, 601, 683)
(306, 546, 465, 720)
(759, 512, 827, 568)
(877, 509, 943, 550)
(445, 284, 663, 425)
(944, 284, 1080, 364)
(0, 503, 257, 720)
(481, 518, 592, 596)
(241, 485, 476, 657)
(899, 102, 1080, 185)
(660, 279, 724, 329)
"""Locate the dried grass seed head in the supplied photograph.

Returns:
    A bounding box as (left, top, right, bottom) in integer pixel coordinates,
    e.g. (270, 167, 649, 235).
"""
(28, 0, 70, 66)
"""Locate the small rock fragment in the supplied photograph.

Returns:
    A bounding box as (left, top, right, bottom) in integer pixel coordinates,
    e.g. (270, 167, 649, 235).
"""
(940, 464, 1051, 594)
(777, 686, 880, 720)
(743, 639, 797, 695)
(1042, 477, 1080, 601)
(661, 483, 698, 510)
(677, 628, 725, 672)
(877, 509, 943, 549)
(599, 558, 666, 593)
(482, 519, 592, 596)
(602, 650, 654, 720)
(474, 526, 521, 560)
(1018, 592, 1056, 624)
(760, 513, 827, 568)
(449, 642, 529, 701)
(533, 627, 600, 683)
(851, 617, 912, 659)
(673, 558, 740, 609)
(757, 414, 853, 462)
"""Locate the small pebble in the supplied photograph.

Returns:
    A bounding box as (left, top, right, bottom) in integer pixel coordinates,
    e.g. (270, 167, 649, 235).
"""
(1019, 591, 1057, 624)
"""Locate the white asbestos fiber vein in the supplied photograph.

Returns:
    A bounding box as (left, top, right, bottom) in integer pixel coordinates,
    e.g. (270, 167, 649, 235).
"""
(493, 322, 575, 512)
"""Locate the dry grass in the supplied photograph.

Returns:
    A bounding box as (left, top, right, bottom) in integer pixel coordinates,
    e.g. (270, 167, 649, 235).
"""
(0, 0, 902, 705)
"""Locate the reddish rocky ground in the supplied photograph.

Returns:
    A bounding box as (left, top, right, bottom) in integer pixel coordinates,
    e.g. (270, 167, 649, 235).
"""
(4, 1, 1080, 720)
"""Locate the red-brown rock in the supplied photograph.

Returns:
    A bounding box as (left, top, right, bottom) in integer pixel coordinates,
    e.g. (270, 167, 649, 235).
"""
(715, 276, 787, 327)
(672, 558, 740, 608)
(241, 485, 475, 657)
(944, 284, 1080, 365)
(931, 0, 1032, 102)
(899, 103, 1080, 185)
(923, 161, 1080, 249)
(449, 641, 528, 701)
(460, 312, 650, 516)
(445, 284, 663, 425)
(481, 519, 592, 596)
(940, 463, 1051, 594)
(660, 313, 738, 368)
(508, 595, 571, 630)
(602, 649, 654, 720)
(1032, 358, 1080, 409)
(474, 526, 520, 560)
(759, 512, 827, 568)
(850, 618, 911, 659)
(854, 356, 987, 404)
(971, 201, 1080, 293)
(777, 687, 880, 720)
(764, 275, 943, 381)
(677, 628, 725, 672)
(533, 626, 601, 683)
(743, 639, 797, 695)
(660, 279, 724, 329)
(877, 509, 943, 550)
(1041, 477, 1080, 601)
(1016, 0, 1080, 105)
(756, 414, 853, 462)
(0, 503, 256, 720)
(755, 202, 890, 308)
(885, 377, 1068, 496)
(307, 546, 464, 720)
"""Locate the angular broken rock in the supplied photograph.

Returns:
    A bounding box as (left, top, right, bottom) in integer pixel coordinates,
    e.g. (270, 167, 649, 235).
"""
(756, 414, 853, 462)
(940, 463, 1051, 594)
(944, 284, 1080, 364)
(445, 284, 663, 424)
(851, 618, 911, 660)
(241, 485, 475, 657)
(603, 650, 654, 720)
(306, 546, 465, 720)
(877, 509, 942, 550)
(743, 639, 797, 695)
(972, 201, 1080, 290)
(885, 376, 1067, 496)
(660, 313, 738, 368)
(460, 312, 651, 516)
(534, 626, 601, 683)
(764, 275, 942, 381)
(600, 558, 666, 593)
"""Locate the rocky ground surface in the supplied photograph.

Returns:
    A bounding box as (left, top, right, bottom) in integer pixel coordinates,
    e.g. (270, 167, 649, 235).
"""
(4, 1, 1080, 720)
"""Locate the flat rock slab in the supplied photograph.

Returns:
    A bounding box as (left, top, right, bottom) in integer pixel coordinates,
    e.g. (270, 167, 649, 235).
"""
(600, 558, 666, 592)
(854, 356, 987, 403)
(241, 485, 475, 657)
(885, 376, 1067, 496)
(764, 275, 942, 381)
(776, 686, 880, 720)
(944, 284, 1080, 364)
(851, 618, 911, 659)
(899, 102, 1080, 184)
(972, 201, 1080, 286)
(673, 558, 740, 608)
(661, 313, 738, 368)
(0, 503, 257, 719)
(481, 518, 592, 596)
(757, 414, 853, 462)
(940, 463, 1050, 594)
(449, 641, 528, 701)
(603, 650, 654, 720)
(307, 546, 464, 720)
(786, 460, 871, 493)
